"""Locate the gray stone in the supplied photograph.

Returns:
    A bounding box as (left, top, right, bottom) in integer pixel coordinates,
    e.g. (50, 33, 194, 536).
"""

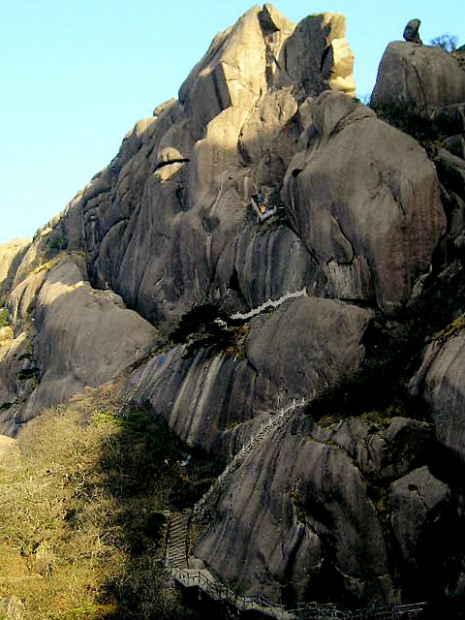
(371, 42, 465, 111)
(283, 91, 445, 312)
(247, 296, 372, 397)
(389, 466, 451, 569)
(127, 296, 371, 454)
(434, 102, 465, 135)
(60, 6, 356, 331)
(403, 19, 422, 45)
(127, 344, 280, 454)
(444, 134, 465, 159)
(0, 255, 157, 434)
(311, 416, 434, 481)
(435, 147, 465, 197)
(411, 335, 465, 459)
(195, 413, 394, 604)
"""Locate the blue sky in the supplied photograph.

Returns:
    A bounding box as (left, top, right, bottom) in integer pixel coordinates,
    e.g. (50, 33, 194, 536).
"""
(1, 0, 464, 244)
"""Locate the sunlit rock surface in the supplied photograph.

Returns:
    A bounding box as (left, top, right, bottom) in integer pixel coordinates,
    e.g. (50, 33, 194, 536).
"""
(372, 41, 465, 111)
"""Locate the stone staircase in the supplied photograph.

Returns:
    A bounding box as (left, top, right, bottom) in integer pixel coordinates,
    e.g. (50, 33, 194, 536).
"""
(166, 512, 190, 570)
(168, 562, 295, 620)
(118, 291, 427, 620)
(163, 394, 427, 620)
(193, 397, 307, 521)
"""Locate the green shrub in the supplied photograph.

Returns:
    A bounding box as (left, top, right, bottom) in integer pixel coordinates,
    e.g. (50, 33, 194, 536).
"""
(169, 302, 233, 353)
(0, 308, 10, 328)
(46, 233, 68, 254)
(432, 313, 465, 341)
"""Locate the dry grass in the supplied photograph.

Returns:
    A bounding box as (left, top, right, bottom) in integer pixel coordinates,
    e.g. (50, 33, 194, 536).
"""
(0, 384, 197, 620)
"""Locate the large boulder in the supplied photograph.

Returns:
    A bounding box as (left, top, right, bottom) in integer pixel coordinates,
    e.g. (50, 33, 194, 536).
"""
(283, 91, 445, 313)
(371, 42, 465, 112)
(0, 255, 157, 434)
(247, 296, 371, 397)
(195, 410, 453, 606)
(389, 466, 453, 594)
(410, 334, 465, 459)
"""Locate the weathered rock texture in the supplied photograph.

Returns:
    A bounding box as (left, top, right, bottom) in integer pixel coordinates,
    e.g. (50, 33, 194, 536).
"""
(128, 296, 372, 454)
(196, 412, 454, 606)
(58, 5, 356, 328)
(1, 3, 464, 612)
(0, 252, 157, 435)
(371, 41, 465, 111)
(411, 336, 465, 459)
(403, 19, 422, 45)
(283, 91, 445, 312)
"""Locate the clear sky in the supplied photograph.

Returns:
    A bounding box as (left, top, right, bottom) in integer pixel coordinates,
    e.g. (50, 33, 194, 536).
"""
(1, 1, 464, 244)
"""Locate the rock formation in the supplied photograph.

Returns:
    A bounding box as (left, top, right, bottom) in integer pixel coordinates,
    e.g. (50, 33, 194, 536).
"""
(371, 40, 465, 111)
(1, 3, 465, 614)
(403, 19, 423, 45)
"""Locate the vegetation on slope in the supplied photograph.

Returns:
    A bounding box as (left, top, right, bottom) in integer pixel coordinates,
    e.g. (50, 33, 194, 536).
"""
(0, 383, 212, 620)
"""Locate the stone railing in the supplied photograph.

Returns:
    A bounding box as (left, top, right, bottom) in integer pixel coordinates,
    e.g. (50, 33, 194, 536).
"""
(193, 397, 307, 519)
(230, 288, 307, 322)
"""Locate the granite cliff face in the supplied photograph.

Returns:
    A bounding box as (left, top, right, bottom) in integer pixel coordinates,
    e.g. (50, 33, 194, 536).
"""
(1, 4, 465, 613)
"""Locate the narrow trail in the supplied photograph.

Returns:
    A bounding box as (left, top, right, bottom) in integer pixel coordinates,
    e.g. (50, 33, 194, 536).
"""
(230, 287, 307, 321)
(193, 397, 306, 519)
(163, 396, 426, 619)
(117, 290, 426, 620)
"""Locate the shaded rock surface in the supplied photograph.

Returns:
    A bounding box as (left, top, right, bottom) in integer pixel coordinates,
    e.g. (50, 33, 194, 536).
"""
(195, 411, 454, 606)
(128, 296, 371, 453)
(403, 19, 422, 45)
(411, 335, 465, 459)
(389, 467, 451, 574)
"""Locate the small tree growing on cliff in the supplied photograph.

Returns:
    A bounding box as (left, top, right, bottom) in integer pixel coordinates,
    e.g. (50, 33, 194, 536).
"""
(430, 34, 458, 52)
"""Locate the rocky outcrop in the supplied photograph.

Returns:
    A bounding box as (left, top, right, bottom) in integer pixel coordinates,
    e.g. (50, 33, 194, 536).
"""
(1, 3, 463, 613)
(389, 467, 451, 576)
(371, 42, 465, 111)
(0, 5, 361, 434)
(128, 296, 372, 453)
(410, 335, 465, 459)
(0, 254, 157, 435)
(403, 19, 422, 45)
(283, 91, 445, 312)
(195, 412, 453, 606)
(59, 5, 356, 329)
